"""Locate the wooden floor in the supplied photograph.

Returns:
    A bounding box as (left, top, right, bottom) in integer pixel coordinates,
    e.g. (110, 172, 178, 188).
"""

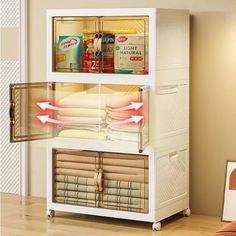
(0, 193, 226, 236)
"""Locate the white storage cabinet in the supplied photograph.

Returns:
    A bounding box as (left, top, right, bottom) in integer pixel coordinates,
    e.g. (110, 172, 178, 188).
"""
(9, 8, 190, 230)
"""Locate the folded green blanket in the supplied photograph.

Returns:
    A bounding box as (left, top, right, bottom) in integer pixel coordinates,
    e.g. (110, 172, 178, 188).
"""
(55, 175, 148, 189)
(55, 189, 147, 204)
(55, 181, 148, 198)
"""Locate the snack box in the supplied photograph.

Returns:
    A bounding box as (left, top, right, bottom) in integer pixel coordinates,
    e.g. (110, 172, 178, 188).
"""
(114, 34, 148, 74)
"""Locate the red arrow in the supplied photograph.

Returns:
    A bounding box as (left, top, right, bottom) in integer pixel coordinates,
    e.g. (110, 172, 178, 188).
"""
(36, 115, 64, 124)
(36, 102, 64, 111)
(107, 115, 143, 125)
(108, 102, 143, 111)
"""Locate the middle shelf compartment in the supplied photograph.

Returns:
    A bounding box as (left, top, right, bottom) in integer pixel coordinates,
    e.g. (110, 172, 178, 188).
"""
(10, 82, 149, 152)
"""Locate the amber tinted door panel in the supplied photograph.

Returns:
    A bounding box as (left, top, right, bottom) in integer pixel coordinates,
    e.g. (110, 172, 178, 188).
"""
(53, 16, 98, 72)
(101, 16, 149, 74)
(99, 152, 149, 213)
(10, 82, 54, 142)
(53, 149, 99, 207)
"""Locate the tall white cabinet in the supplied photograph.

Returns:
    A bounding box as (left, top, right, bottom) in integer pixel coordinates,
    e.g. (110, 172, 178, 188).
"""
(9, 8, 190, 230)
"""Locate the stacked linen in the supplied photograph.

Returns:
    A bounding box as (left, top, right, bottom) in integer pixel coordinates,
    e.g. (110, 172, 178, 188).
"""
(100, 152, 149, 213)
(57, 91, 108, 140)
(106, 92, 142, 143)
(54, 150, 99, 207)
(54, 151, 149, 213)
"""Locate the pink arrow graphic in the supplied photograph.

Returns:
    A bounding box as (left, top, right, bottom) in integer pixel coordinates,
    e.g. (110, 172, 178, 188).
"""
(36, 115, 64, 124)
(108, 115, 143, 125)
(36, 102, 64, 111)
(108, 102, 143, 111)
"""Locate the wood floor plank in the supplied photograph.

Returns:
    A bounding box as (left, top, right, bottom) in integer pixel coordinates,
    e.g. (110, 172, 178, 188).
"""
(0, 193, 227, 236)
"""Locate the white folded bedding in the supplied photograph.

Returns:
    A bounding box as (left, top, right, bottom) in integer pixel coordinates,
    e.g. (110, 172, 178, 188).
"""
(58, 108, 106, 118)
(58, 129, 107, 140)
(60, 125, 106, 132)
(58, 92, 108, 109)
(57, 115, 106, 125)
(106, 92, 140, 109)
(58, 91, 140, 110)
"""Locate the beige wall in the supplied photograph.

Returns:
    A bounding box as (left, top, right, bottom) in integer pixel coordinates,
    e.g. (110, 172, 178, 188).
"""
(28, 0, 236, 216)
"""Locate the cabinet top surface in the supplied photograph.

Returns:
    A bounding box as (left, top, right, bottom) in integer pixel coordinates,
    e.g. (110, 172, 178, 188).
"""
(47, 8, 157, 17)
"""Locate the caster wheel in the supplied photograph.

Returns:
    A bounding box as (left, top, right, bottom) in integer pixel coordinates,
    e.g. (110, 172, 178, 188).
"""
(152, 222, 161, 231)
(47, 210, 55, 218)
(182, 208, 191, 217)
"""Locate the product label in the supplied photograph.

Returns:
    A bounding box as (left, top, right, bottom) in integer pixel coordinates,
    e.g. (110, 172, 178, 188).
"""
(115, 35, 146, 72)
(56, 35, 83, 72)
(58, 37, 80, 51)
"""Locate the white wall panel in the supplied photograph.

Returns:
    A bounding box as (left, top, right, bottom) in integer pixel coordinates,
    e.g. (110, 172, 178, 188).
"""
(0, 0, 20, 28)
(0, 0, 25, 195)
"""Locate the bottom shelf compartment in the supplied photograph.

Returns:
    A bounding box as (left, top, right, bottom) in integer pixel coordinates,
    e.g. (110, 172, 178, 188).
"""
(52, 148, 149, 213)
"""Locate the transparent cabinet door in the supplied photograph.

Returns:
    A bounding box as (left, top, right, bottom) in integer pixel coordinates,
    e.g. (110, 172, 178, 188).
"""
(9, 82, 54, 142)
(52, 16, 149, 75)
(10, 82, 149, 152)
(101, 16, 149, 75)
(52, 148, 149, 213)
(52, 149, 99, 207)
(53, 16, 99, 72)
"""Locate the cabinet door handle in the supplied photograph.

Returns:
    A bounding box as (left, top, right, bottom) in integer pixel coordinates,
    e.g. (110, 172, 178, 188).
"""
(158, 85, 178, 95)
(97, 170, 103, 192)
(94, 168, 103, 192)
(169, 151, 178, 160)
(9, 102, 15, 125)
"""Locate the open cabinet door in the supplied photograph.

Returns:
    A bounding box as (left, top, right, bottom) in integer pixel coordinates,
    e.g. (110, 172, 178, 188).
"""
(10, 82, 55, 142)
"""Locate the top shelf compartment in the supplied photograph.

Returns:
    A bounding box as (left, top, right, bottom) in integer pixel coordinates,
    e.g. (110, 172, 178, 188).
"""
(52, 15, 149, 75)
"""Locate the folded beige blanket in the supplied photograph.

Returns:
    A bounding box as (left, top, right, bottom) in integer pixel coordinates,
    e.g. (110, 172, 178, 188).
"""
(107, 109, 142, 120)
(56, 152, 148, 169)
(57, 116, 106, 125)
(58, 108, 106, 118)
(106, 92, 140, 109)
(58, 92, 108, 109)
(56, 161, 147, 175)
(55, 182, 148, 198)
(55, 169, 148, 183)
(55, 175, 148, 190)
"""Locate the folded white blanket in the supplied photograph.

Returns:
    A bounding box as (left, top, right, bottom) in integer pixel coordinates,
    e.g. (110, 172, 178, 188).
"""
(58, 91, 140, 110)
(106, 92, 140, 109)
(57, 116, 106, 125)
(58, 129, 107, 140)
(58, 92, 108, 109)
(58, 108, 106, 118)
(60, 125, 106, 132)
